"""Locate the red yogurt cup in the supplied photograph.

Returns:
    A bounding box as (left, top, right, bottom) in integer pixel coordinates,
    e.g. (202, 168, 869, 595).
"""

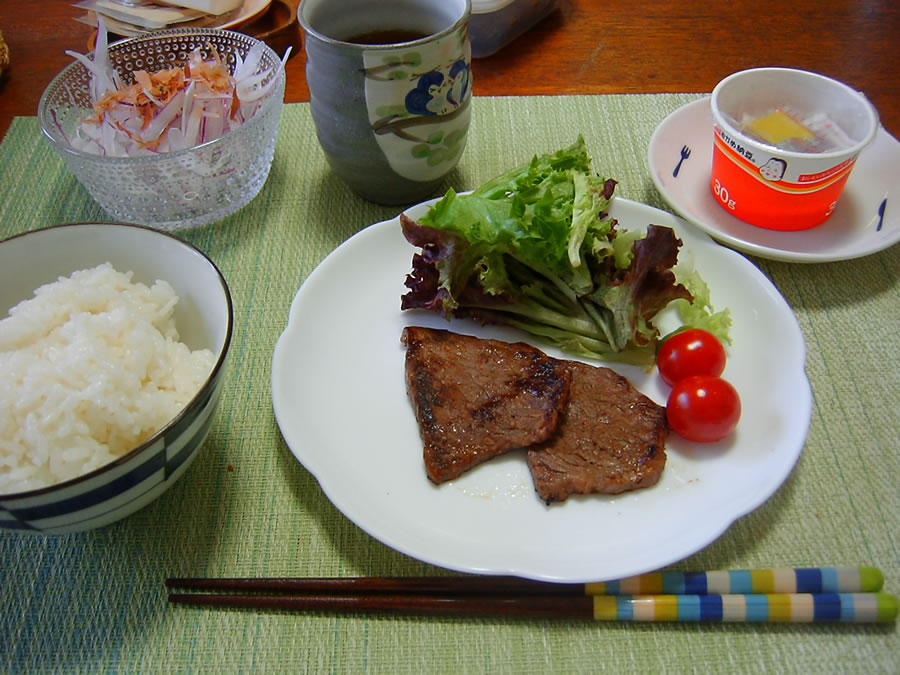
(710, 68, 879, 231)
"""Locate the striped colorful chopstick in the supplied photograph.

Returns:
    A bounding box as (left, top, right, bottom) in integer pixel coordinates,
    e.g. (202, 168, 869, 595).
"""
(166, 567, 898, 623)
(587, 566, 884, 596)
(591, 592, 897, 623)
(166, 566, 884, 597)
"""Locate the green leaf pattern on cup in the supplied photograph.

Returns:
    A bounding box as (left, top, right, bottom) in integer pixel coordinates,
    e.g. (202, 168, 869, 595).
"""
(363, 29, 471, 181)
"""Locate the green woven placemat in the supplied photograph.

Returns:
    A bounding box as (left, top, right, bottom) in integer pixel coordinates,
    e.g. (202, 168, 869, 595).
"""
(1, 95, 898, 673)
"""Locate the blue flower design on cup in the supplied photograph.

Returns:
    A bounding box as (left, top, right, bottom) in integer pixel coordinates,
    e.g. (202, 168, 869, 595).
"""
(405, 60, 471, 116)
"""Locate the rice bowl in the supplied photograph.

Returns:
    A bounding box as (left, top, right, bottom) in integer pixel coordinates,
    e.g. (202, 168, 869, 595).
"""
(0, 223, 232, 534)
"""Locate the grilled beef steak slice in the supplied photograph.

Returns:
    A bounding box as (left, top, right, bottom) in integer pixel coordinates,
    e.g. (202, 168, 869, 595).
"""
(402, 326, 571, 483)
(527, 360, 668, 503)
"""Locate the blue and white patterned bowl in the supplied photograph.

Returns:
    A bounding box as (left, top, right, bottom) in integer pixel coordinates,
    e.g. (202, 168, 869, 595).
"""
(0, 223, 233, 534)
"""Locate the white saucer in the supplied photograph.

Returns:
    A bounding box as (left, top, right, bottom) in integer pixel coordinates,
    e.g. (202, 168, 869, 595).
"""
(648, 98, 899, 263)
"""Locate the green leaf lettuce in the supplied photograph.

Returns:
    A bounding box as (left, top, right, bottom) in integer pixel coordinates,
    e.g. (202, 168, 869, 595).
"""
(400, 136, 730, 366)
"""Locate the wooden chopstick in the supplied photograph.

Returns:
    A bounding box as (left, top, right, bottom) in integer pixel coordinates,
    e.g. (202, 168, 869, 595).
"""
(165, 570, 899, 623)
(166, 590, 898, 622)
(165, 575, 586, 596)
(165, 566, 885, 597)
(168, 592, 592, 619)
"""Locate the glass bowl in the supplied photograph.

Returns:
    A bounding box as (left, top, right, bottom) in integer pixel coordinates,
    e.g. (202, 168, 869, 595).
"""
(38, 28, 285, 230)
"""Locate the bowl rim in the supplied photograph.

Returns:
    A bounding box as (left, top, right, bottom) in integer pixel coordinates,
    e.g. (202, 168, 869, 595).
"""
(299, 0, 471, 50)
(710, 66, 881, 162)
(38, 27, 286, 161)
(0, 221, 234, 502)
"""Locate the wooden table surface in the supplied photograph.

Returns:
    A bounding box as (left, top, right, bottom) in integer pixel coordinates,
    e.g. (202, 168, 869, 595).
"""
(0, 0, 898, 138)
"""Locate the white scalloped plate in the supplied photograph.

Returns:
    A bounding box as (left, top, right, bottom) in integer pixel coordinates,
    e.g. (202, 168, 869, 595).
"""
(271, 197, 811, 582)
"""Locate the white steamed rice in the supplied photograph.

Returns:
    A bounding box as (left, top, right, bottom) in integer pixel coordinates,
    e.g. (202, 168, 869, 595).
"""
(0, 263, 215, 494)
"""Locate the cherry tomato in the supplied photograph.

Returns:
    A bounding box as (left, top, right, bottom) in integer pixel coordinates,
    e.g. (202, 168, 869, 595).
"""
(657, 329, 727, 387)
(666, 375, 741, 443)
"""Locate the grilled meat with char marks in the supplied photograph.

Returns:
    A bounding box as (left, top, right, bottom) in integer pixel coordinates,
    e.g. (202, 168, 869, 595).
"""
(527, 360, 668, 503)
(402, 326, 570, 484)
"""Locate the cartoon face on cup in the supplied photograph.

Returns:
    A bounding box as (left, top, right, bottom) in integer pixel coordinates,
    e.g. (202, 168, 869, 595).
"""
(299, 0, 472, 205)
(709, 68, 879, 231)
(758, 158, 786, 182)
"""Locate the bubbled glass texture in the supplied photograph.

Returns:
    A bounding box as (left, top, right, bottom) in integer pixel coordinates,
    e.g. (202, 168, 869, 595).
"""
(38, 29, 284, 230)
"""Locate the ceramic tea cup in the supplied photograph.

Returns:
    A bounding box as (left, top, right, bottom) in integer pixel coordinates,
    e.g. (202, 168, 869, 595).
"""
(298, 0, 472, 205)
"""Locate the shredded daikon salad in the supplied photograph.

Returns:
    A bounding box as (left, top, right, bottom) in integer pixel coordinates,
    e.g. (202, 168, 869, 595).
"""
(62, 19, 290, 157)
